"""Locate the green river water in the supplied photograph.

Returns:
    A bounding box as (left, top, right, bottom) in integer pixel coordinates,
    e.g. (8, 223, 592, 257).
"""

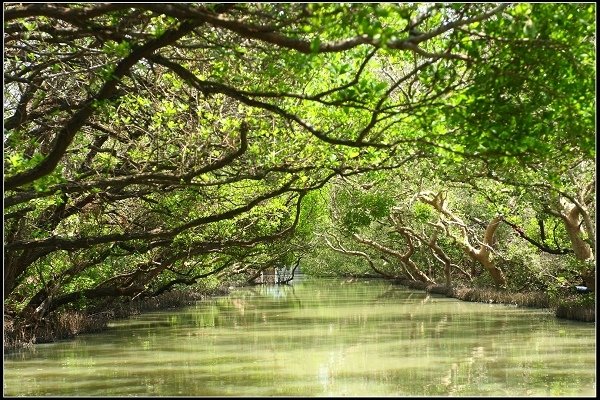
(3, 278, 596, 396)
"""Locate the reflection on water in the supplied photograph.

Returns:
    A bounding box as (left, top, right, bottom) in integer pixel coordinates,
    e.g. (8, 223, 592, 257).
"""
(3, 278, 596, 396)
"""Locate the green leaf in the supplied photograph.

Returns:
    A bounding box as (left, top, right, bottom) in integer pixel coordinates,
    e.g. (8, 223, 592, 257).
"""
(310, 37, 321, 53)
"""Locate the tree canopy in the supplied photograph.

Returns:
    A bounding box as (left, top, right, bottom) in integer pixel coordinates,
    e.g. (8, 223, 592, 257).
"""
(3, 3, 595, 323)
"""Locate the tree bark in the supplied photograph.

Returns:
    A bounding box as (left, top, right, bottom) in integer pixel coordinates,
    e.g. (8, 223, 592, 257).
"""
(322, 236, 398, 279)
(418, 191, 506, 287)
(352, 233, 435, 283)
(559, 199, 593, 261)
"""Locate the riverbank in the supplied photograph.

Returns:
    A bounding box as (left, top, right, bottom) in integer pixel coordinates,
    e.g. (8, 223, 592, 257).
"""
(4, 278, 594, 351)
(393, 278, 595, 322)
(4, 286, 230, 351)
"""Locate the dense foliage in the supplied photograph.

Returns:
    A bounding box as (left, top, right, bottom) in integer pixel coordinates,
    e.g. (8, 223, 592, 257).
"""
(3, 3, 595, 326)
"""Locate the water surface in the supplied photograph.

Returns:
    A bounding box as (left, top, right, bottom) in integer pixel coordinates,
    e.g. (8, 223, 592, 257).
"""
(3, 278, 596, 396)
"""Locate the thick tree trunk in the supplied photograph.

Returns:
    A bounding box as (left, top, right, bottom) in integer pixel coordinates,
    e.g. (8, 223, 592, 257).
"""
(468, 216, 507, 287)
(560, 201, 593, 261)
(556, 197, 595, 292)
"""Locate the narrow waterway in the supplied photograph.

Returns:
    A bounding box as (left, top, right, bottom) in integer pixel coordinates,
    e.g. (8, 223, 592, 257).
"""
(3, 278, 596, 396)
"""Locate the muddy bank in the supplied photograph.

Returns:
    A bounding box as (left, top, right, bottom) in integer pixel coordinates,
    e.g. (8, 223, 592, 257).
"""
(394, 279, 595, 322)
(4, 286, 229, 351)
(555, 294, 595, 322)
